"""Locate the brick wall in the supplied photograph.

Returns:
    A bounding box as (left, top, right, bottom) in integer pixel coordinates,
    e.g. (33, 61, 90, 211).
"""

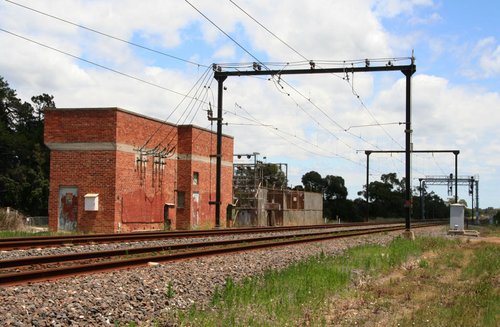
(47, 151, 116, 233)
(177, 125, 233, 229)
(114, 110, 178, 232)
(45, 108, 117, 143)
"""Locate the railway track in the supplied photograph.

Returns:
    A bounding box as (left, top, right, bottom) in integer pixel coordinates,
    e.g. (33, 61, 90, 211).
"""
(0, 221, 405, 250)
(0, 222, 442, 287)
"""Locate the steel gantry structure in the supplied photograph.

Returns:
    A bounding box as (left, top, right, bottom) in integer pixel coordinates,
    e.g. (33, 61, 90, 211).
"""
(212, 58, 416, 230)
(363, 150, 459, 221)
(420, 175, 479, 222)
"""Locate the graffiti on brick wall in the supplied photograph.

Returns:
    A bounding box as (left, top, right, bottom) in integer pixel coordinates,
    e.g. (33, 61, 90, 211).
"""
(59, 187, 78, 231)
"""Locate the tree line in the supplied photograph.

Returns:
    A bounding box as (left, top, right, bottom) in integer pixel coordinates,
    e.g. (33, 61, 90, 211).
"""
(298, 170, 449, 222)
(0, 76, 53, 216)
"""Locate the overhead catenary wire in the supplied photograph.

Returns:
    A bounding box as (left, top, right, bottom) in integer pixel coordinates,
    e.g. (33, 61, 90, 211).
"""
(268, 77, 354, 150)
(231, 103, 333, 158)
(186, 0, 406, 166)
(0, 26, 216, 158)
(267, 61, 406, 156)
(227, 0, 407, 150)
(183, 3, 367, 168)
(186, 0, 408, 175)
(5, 0, 208, 68)
(345, 122, 403, 131)
(344, 68, 404, 149)
(144, 67, 215, 154)
(270, 75, 403, 163)
(0, 28, 208, 104)
(184, 0, 268, 70)
(228, 103, 363, 165)
(227, 0, 308, 62)
(275, 77, 389, 152)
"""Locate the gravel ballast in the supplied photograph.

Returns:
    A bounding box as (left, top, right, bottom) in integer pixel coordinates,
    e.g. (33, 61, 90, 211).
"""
(0, 226, 448, 326)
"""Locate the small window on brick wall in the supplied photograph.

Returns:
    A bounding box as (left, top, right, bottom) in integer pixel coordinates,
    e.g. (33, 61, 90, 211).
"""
(193, 172, 199, 185)
(177, 192, 185, 208)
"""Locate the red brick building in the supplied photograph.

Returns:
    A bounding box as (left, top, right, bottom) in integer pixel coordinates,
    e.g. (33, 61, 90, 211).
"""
(44, 107, 233, 233)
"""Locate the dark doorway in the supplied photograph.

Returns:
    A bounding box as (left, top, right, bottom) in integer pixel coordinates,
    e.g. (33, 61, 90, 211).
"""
(163, 204, 172, 230)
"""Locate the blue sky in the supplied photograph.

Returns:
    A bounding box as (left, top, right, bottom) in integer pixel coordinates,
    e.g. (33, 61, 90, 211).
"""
(1, 0, 499, 209)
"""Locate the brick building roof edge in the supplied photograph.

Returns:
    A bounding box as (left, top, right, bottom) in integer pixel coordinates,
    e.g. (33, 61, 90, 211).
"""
(45, 107, 233, 139)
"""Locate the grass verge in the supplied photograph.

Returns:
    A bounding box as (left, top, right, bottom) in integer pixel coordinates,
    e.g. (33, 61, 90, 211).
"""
(159, 236, 468, 326)
(0, 230, 53, 238)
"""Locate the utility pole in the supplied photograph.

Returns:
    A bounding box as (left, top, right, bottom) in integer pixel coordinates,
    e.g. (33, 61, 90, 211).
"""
(403, 62, 415, 233)
(454, 151, 459, 203)
(214, 74, 226, 228)
(365, 150, 371, 222)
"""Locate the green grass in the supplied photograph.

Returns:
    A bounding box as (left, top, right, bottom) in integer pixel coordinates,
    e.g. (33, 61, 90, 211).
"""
(163, 236, 449, 326)
(336, 236, 450, 275)
(0, 230, 53, 238)
(0, 230, 95, 238)
(178, 253, 350, 326)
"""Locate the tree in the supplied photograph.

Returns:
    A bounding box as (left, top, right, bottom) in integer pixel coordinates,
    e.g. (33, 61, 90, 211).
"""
(260, 163, 287, 189)
(380, 172, 404, 192)
(301, 171, 324, 193)
(323, 175, 347, 201)
(493, 211, 500, 225)
(359, 173, 406, 218)
(31, 94, 55, 120)
(300, 171, 361, 221)
(0, 76, 54, 216)
(323, 175, 349, 220)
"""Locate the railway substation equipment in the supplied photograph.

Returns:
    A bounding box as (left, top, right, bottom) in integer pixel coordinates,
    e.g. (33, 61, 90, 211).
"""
(0, 222, 443, 287)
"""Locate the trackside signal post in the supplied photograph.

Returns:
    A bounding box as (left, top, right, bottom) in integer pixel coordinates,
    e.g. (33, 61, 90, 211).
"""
(212, 58, 416, 231)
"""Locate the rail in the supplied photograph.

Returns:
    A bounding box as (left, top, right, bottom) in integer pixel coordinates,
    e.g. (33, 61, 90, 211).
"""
(0, 222, 442, 286)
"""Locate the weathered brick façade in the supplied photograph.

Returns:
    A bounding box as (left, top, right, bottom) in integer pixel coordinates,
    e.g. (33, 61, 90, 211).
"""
(44, 107, 233, 233)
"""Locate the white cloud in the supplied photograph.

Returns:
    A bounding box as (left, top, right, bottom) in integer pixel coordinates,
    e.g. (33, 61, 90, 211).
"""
(240, 0, 392, 60)
(409, 12, 442, 25)
(479, 44, 500, 76)
(372, 0, 434, 18)
(212, 45, 236, 60)
(460, 37, 500, 79)
(372, 74, 500, 186)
